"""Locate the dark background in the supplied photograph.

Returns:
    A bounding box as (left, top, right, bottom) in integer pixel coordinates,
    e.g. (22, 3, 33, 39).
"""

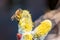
(0, 0, 58, 40)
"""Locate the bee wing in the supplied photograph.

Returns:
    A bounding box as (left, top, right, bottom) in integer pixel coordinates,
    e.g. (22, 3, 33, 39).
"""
(11, 9, 22, 21)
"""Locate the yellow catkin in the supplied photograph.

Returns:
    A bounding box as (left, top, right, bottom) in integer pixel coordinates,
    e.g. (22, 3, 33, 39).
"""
(34, 20, 52, 37)
(23, 33, 33, 40)
(18, 10, 33, 32)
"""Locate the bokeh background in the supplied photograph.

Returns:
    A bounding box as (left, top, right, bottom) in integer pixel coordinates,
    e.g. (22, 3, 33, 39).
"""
(0, 0, 58, 40)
